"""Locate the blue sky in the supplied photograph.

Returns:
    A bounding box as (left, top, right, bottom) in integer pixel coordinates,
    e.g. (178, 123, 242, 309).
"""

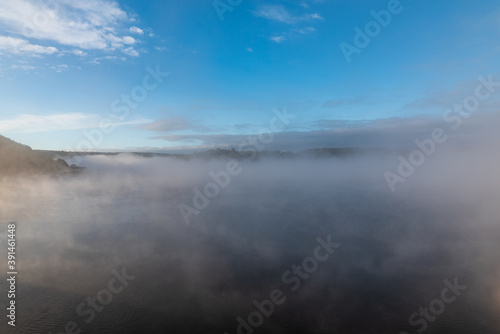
(0, 0, 499, 152)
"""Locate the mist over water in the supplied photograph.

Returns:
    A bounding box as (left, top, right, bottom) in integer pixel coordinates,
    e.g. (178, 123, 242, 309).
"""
(1, 132, 500, 333)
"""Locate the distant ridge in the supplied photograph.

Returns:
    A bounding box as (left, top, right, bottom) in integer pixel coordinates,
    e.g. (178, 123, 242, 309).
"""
(42, 147, 396, 161)
(0, 135, 77, 176)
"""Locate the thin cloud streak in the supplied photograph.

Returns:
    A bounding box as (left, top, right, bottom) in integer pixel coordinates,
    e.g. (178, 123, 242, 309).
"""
(0, 113, 150, 133)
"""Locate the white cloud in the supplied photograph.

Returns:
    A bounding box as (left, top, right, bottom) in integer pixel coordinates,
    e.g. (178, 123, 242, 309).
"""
(10, 64, 35, 71)
(154, 46, 168, 52)
(122, 36, 136, 44)
(59, 0, 128, 26)
(253, 5, 296, 24)
(50, 64, 69, 72)
(253, 5, 323, 43)
(122, 47, 139, 57)
(309, 13, 324, 20)
(95, 55, 117, 60)
(0, 0, 143, 58)
(270, 36, 286, 43)
(253, 5, 324, 24)
(129, 26, 144, 35)
(294, 26, 316, 35)
(69, 49, 87, 56)
(0, 36, 58, 55)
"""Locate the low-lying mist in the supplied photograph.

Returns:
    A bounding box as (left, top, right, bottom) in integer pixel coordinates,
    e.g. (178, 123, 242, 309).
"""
(0, 130, 499, 333)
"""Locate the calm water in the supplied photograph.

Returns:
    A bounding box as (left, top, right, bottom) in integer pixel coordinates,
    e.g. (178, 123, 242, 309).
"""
(0, 155, 499, 333)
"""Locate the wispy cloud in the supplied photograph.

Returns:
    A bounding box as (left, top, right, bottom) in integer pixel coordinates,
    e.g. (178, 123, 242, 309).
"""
(140, 116, 211, 133)
(49, 64, 69, 73)
(68, 49, 87, 57)
(10, 64, 36, 71)
(0, 0, 146, 58)
(253, 5, 324, 24)
(270, 36, 286, 43)
(154, 46, 168, 52)
(253, 4, 323, 43)
(253, 5, 297, 24)
(293, 26, 316, 35)
(308, 13, 324, 20)
(0, 36, 58, 55)
(122, 46, 139, 57)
